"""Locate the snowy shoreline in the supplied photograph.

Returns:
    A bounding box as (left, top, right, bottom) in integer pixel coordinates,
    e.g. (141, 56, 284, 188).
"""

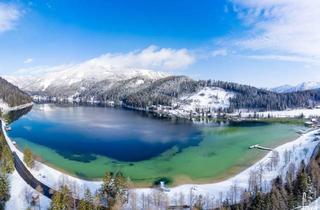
(0, 102, 33, 113)
(133, 129, 320, 206)
(238, 108, 320, 119)
(2, 118, 320, 208)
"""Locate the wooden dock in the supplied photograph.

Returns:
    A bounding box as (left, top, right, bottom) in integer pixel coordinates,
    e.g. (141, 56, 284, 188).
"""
(249, 144, 273, 151)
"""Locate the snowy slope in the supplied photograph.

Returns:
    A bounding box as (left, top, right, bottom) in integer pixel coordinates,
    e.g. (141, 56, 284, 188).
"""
(302, 197, 320, 210)
(179, 87, 233, 111)
(272, 81, 320, 93)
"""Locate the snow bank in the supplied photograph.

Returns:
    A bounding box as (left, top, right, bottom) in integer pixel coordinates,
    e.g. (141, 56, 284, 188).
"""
(0, 101, 33, 113)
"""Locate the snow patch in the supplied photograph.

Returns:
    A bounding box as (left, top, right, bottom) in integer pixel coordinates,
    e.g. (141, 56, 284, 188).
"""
(179, 87, 233, 111)
(6, 171, 50, 210)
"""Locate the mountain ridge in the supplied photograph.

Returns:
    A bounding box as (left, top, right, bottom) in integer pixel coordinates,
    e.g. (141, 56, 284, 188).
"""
(5, 66, 320, 118)
(271, 81, 320, 93)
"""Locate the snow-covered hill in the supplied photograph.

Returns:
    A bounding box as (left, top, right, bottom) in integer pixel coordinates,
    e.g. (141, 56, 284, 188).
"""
(179, 87, 234, 112)
(272, 81, 320, 93)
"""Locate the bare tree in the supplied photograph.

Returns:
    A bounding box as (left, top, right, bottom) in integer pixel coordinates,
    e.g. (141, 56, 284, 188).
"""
(248, 170, 258, 194)
(24, 187, 33, 209)
(258, 163, 264, 190)
(178, 192, 185, 207)
(128, 191, 138, 210)
(271, 151, 280, 170)
(228, 180, 241, 205)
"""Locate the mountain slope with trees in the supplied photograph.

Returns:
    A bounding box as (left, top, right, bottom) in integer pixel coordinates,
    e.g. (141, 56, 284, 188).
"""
(209, 80, 320, 112)
(7, 72, 320, 114)
(0, 77, 32, 111)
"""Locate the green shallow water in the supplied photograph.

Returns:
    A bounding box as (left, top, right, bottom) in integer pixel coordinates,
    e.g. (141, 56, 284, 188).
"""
(10, 113, 302, 186)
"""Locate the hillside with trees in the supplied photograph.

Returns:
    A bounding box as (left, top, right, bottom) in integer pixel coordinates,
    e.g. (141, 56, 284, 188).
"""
(219, 144, 320, 210)
(209, 80, 320, 112)
(0, 77, 32, 108)
(24, 75, 320, 113)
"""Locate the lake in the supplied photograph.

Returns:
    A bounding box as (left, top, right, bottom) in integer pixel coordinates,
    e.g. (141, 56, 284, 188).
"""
(7, 104, 303, 186)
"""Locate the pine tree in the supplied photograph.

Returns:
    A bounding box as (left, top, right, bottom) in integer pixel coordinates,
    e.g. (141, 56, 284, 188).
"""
(78, 188, 95, 210)
(100, 171, 128, 209)
(1, 146, 14, 174)
(49, 185, 73, 210)
(0, 175, 10, 209)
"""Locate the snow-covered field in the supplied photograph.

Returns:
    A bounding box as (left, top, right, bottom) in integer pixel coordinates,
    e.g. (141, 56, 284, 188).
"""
(168, 87, 234, 118)
(179, 87, 233, 111)
(2, 119, 320, 209)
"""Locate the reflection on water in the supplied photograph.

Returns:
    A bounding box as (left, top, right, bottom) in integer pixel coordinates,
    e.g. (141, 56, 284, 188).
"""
(9, 104, 204, 162)
(3, 105, 33, 124)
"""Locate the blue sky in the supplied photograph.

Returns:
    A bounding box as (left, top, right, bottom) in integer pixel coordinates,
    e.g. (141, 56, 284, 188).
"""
(0, 0, 319, 87)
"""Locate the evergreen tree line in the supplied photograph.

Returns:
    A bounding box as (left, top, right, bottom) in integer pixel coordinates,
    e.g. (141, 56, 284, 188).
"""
(0, 132, 15, 209)
(122, 76, 200, 108)
(30, 75, 320, 113)
(47, 171, 128, 210)
(108, 77, 320, 112)
(218, 145, 320, 210)
(209, 80, 320, 112)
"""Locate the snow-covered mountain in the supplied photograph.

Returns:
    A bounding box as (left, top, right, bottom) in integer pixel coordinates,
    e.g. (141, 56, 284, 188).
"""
(272, 81, 320, 93)
(4, 58, 169, 97)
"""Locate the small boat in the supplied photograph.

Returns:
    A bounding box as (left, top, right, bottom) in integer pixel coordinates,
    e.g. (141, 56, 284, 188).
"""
(5, 126, 12, 131)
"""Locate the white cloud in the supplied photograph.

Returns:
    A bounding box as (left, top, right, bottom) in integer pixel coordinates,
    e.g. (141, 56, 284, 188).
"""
(23, 58, 33, 64)
(0, 3, 21, 32)
(232, 0, 320, 63)
(15, 64, 74, 76)
(210, 49, 228, 57)
(246, 54, 319, 64)
(89, 45, 195, 70)
(13, 46, 195, 76)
